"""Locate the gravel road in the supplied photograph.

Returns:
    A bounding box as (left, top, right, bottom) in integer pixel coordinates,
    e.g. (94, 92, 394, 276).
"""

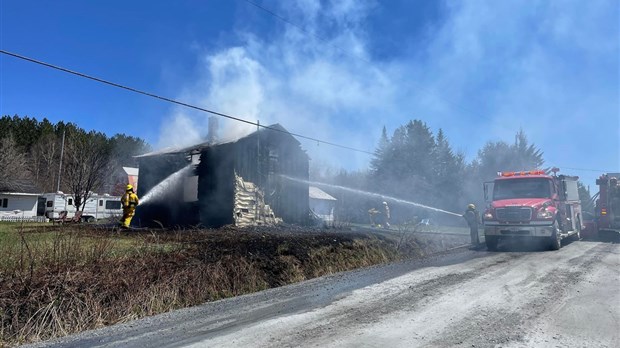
(30, 239, 619, 348)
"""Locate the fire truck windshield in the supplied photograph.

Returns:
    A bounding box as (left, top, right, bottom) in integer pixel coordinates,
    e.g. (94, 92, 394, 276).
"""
(493, 178, 552, 200)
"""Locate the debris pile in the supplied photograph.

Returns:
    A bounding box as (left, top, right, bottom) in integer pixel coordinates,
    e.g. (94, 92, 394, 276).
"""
(234, 173, 281, 227)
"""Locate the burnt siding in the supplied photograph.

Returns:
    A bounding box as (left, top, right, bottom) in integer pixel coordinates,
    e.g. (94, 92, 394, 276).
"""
(198, 145, 235, 227)
(197, 128, 309, 227)
(139, 126, 309, 228)
(136, 154, 187, 197)
(241, 130, 309, 224)
(281, 145, 309, 223)
(136, 154, 188, 227)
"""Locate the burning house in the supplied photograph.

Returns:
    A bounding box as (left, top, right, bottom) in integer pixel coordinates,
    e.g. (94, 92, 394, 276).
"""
(136, 124, 309, 228)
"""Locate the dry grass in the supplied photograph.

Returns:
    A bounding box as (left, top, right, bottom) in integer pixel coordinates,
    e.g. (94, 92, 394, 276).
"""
(0, 223, 457, 347)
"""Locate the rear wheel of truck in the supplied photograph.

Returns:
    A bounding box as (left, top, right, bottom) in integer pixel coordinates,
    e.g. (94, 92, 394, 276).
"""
(486, 236, 498, 251)
(550, 221, 562, 250)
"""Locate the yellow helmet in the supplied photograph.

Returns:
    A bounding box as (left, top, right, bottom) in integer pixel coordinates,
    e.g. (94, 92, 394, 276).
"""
(126, 184, 134, 191)
(467, 204, 476, 210)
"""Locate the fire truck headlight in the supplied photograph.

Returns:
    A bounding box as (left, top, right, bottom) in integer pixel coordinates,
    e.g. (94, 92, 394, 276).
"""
(536, 208, 553, 219)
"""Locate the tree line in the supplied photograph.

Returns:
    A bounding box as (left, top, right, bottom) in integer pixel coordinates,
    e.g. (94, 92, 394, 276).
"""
(0, 115, 150, 210)
(1, 115, 593, 219)
(311, 119, 593, 224)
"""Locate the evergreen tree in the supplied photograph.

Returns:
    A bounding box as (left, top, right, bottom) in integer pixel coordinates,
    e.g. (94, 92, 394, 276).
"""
(578, 182, 594, 213)
(109, 134, 151, 167)
(370, 126, 390, 177)
(513, 129, 544, 171)
(476, 131, 544, 182)
(0, 133, 31, 191)
(432, 129, 465, 211)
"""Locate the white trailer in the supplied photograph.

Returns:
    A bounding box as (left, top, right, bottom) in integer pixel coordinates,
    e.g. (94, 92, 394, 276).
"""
(42, 192, 122, 222)
(0, 192, 47, 222)
(94, 194, 123, 220)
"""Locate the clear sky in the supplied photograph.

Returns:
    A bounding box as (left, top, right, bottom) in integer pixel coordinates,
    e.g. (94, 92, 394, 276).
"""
(1, 0, 618, 189)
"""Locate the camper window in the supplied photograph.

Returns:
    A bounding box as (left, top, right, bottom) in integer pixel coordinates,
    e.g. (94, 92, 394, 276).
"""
(99, 200, 103, 206)
(2, 198, 7, 208)
(68, 198, 73, 206)
(105, 201, 121, 210)
(46, 200, 53, 207)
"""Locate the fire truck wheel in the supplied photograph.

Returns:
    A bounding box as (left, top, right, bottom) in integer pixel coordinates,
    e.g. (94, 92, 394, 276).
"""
(550, 221, 562, 250)
(571, 216, 582, 241)
(485, 236, 498, 251)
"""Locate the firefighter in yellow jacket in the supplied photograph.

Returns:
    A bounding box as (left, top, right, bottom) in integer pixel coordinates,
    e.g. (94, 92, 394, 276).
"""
(120, 184, 139, 228)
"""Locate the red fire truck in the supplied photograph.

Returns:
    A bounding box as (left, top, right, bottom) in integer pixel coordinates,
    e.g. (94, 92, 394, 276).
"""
(595, 173, 620, 239)
(483, 169, 582, 251)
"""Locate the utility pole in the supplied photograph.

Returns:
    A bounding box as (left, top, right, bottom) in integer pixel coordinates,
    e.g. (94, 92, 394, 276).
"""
(256, 120, 260, 223)
(56, 129, 65, 192)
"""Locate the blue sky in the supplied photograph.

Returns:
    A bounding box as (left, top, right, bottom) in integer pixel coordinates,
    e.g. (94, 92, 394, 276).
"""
(1, 0, 618, 188)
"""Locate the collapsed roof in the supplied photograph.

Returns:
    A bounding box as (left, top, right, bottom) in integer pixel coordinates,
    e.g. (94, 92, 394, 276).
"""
(136, 124, 301, 158)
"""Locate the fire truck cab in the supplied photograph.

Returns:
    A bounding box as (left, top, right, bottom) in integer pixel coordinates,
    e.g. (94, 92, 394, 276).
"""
(483, 170, 582, 251)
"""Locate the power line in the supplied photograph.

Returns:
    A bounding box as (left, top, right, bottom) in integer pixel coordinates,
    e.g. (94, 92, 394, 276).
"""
(0, 49, 374, 155)
(555, 166, 618, 173)
(5, 49, 612, 172)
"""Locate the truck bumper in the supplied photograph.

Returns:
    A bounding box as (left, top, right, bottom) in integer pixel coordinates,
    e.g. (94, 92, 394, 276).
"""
(484, 223, 555, 238)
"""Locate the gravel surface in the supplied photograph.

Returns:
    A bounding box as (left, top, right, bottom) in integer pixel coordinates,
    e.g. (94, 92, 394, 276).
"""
(26, 239, 619, 348)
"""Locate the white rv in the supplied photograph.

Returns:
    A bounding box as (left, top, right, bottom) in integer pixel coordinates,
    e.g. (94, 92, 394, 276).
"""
(42, 192, 122, 222)
(94, 194, 123, 220)
(0, 192, 47, 222)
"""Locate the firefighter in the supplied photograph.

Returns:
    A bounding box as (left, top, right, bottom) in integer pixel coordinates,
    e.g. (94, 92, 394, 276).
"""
(382, 201, 391, 228)
(120, 184, 139, 228)
(463, 203, 480, 246)
(368, 208, 380, 226)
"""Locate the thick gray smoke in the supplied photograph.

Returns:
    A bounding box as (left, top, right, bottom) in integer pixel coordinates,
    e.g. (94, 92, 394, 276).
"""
(156, 0, 616, 189)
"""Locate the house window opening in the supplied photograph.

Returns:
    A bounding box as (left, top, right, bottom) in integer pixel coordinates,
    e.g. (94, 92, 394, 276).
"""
(268, 149, 279, 174)
(1, 198, 8, 208)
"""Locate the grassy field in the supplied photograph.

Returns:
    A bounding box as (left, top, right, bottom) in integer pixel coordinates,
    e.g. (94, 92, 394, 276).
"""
(0, 222, 467, 347)
(0, 222, 175, 272)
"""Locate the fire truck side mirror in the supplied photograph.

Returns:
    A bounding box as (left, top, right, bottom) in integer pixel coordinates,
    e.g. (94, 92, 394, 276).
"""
(483, 182, 493, 202)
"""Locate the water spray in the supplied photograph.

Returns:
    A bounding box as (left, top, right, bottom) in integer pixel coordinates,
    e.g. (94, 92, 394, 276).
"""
(140, 164, 193, 205)
(280, 175, 462, 217)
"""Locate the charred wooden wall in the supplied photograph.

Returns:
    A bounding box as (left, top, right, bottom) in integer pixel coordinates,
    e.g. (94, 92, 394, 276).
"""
(197, 144, 236, 227)
(197, 126, 309, 227)
(135, 154, 195, 227)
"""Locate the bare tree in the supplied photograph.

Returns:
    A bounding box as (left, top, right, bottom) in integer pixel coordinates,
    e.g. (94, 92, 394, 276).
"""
(30, 133, 60, 192)
(61, 130, 112, 212)
(0, 133, 30, 191)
